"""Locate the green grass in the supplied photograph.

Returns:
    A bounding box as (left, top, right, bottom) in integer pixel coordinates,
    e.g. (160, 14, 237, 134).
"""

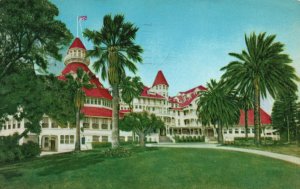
(0, 147, 299, 189)
(231, 144, 300, 157)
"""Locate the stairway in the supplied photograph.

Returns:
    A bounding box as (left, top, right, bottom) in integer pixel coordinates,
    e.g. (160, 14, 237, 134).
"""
(159, 136, 173, 143)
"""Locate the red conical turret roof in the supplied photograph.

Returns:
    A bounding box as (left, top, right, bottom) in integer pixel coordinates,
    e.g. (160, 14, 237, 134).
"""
(152, 70, 169, 87)
(69, 37, 86, 50)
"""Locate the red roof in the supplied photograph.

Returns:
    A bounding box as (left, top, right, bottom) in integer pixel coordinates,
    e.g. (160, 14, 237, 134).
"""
(81, 107, 124, 118)
(152, 70, 169, 87)
(178, 93, 198, 108)
(69, 37, 86, 50)
(58, 63, 112, 100)
(238, 108, 271, 126)
(83, 88, 112, 100)
(179, 85, 207, 94)
(141, 87, 165, 99)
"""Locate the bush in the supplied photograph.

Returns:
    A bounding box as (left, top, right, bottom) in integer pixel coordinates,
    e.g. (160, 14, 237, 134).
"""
(234, 137, 274, 146)
(13, 148, 24, 160)
(0, 151, 6, 163)
(21, 141, 40, 158)
(104, 147, 131, 158)
(92, 142, 112, 149)
(6, 151, 15, 162)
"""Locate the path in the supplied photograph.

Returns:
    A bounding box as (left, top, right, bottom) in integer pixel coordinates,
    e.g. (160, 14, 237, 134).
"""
(146, 143, 300, 165)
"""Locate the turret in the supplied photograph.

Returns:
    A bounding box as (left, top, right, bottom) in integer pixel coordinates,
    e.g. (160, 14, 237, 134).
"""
(151, 70, 169, 98)
(64, 38, 90, 66)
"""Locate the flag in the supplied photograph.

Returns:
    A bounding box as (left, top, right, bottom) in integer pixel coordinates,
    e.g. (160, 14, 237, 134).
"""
(78, 16, 87, 21)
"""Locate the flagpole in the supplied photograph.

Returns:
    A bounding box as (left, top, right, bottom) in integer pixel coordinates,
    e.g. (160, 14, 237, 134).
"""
(76, 16, 79, 37)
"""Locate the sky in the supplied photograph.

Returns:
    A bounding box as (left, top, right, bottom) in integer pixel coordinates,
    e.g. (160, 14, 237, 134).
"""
(50, 0, 300, 113)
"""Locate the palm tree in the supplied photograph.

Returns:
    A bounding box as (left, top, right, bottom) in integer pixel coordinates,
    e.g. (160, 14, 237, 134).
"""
(66, 68, 93, 152)
(221, 32, 299, 145)
(197, 79, 240, 144)
(84, 14, 143, 148)
(239, 94, 254, 138)
(120, 76, 144, 110)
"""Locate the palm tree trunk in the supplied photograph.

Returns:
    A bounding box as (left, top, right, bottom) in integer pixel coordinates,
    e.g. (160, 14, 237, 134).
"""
(287, 116, 290, 143)
(138, 132, 145, 147)
(254, 78, 260, 145)
(75, 108, 81, 152)
(111, 84, 120, 149)
(245, 108, 248, 139)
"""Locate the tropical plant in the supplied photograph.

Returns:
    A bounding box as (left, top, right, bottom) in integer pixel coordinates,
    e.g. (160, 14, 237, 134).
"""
(120, 76, 144, 110)
(197, 79, 240, 144)
(272, 92, 298, 143)
(221, 32, 299, 145)
(119, 112, 164, 147)
(84, 14, 143, 148)
(65, 68, 93, 152)
(239, 94, 254, 138)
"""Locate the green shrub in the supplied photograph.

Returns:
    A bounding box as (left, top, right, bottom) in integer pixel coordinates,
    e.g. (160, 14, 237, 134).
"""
(0, 151, 6, 163)
(6, 151, 15, 162)
(92, 142, 111, 149)
(234, 137, 255, 146)
(13, 148, 24, 160)
(21, 141, 40, 158)
(104, 147, 131, 158)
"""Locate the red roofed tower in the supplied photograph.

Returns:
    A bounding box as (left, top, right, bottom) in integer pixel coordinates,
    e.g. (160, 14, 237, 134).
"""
(151, 70, 169, 98)
(58, 38, 115, 118)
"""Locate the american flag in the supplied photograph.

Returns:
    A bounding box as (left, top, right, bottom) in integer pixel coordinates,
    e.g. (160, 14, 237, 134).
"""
(78, 16, 87, 21)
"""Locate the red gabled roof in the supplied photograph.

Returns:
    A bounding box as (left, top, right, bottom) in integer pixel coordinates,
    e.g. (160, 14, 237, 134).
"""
(58, 63, 112, 100)
(179, 85, 207, 94)
(238, 108, 271, 126)
(69, 37, 86, 50)
(141, 87, 165, 99)
(152, 70, 169, 87)
(83, 88, 112, 100)
(178, 93, 198, 108)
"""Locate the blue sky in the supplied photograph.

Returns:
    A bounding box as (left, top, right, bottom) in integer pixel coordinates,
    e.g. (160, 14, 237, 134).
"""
(50, 0, 300, 113)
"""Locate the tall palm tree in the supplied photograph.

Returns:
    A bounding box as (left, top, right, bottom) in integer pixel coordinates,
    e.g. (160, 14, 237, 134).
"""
(221, 32, 298, 145)
(120, 76, 144, 110)
(239, 94, 254, 138)
(84, 14, 143, 148)
(197, 79, 240, 144)
(66, 68, 93, 152)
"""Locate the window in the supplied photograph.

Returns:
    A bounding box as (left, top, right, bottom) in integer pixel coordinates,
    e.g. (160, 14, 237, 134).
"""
(224, 130, 227, 134)
(102, 136, 108, 142)
(42, 118, 49, 128)
(44, 137, 49, 147)
(247, 128, 251, 133)
(235, 129, 239, 134)
(70, 135, 74, 143)
(17, 123, 21, 128)
(229, 129, 232, 134)
(92, 136, 100, 142)
(101, 119, 108, 129)
(120, 136, 125, 142)
(83, 117, 89, 128)
(13, 123, 16, 129)
(65, 135, 70, 144)
(8, 125, 11, 129)
(51, 121, 58, 128)
(241, 129, 245, 134)
(60, 136, 64, 144)
(92, 118, 99, 129)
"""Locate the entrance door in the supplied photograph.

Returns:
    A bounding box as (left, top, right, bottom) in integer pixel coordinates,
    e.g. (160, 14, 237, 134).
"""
(50, 139, 56, 151)
(160, 128, 166, 136)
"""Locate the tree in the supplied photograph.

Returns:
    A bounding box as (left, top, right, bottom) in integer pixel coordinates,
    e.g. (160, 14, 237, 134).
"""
(119, 112, 164, 147)
(84, 14, 143, 148)
(197, 79, 240, 144)
(221, 32, 299, 145)
(65, 68, 93, 152)
(120, 76, 144, 110)
(239, 94, 254, 138)
(0, 0, 72, 80)
(272, 92, 298, 143)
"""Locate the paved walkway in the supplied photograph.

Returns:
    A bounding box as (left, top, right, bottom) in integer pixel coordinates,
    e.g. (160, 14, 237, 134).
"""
(146, 143, 300, 165)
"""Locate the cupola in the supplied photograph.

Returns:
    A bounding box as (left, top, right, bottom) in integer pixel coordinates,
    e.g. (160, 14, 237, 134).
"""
(64, 38, 90, 66)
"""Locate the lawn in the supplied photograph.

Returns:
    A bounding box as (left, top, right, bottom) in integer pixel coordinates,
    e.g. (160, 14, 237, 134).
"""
(232, 144, 300, 157)
(0, 147, 299, 189)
